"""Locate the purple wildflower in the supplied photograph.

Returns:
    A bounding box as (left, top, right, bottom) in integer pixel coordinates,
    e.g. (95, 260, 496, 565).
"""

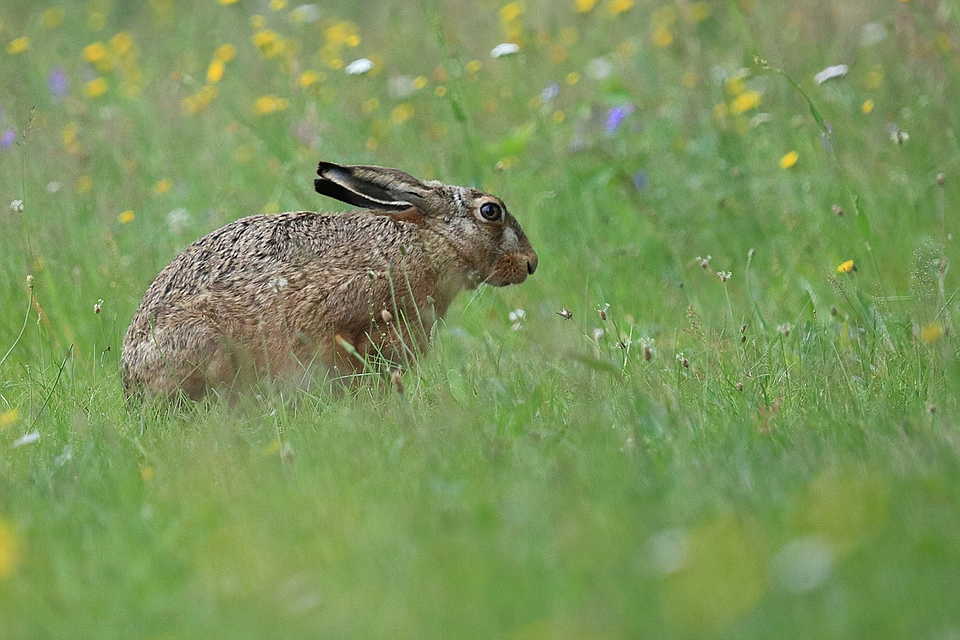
(632, 170, 648, 191)
(541, 83, 559, 103)
(605, 104, 635, 134)
(48, 67, 69, 98)
(1, 129, 16, 150)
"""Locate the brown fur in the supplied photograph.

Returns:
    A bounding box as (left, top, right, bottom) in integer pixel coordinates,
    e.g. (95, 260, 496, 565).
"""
(120, 162, 537, 401)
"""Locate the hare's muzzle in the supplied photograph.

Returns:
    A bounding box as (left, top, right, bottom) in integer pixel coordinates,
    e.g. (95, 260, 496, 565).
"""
(486, 247, 538, 286)
(526, 252, 538, 275)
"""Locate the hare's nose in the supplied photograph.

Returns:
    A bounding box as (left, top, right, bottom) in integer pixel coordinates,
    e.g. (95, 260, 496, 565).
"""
(526, 253, 538, 275)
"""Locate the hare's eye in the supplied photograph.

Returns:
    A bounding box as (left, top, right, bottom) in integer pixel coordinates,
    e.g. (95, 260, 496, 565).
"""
(479, 202, 502, 221)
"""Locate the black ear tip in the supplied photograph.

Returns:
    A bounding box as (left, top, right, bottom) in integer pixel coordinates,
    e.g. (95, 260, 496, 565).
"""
(313, 178, 324, 193)
(316, 161, 344, 177)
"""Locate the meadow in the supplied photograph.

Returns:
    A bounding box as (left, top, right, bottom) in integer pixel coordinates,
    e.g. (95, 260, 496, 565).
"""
(2, 0, 960, 637)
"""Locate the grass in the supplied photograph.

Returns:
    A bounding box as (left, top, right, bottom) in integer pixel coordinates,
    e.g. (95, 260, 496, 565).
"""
(2, 0, 960, 637)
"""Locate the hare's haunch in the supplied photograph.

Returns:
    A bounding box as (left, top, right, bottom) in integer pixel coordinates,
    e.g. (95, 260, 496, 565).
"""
(121, 161, 538, 401)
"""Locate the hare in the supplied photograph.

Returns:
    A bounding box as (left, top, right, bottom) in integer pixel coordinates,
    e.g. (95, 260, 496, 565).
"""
(120, 161, 538, 401)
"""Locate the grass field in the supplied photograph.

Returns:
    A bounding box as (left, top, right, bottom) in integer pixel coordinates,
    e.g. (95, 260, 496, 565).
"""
(2, 0, 960, 637)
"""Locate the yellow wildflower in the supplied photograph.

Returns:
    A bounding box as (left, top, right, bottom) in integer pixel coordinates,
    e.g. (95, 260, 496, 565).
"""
(85, 77, 109, 98)
(62, 123, 81, 154)
(607, 0, 634, 14)
(574, 0, 597, 12)
(325, 21, 359, 46)
(299, 70, 320, 87)
(181, 85, 218, 114)
(919, 323, 944, 343)
(731, 90, 762, 114)
(76, 176, 93, 193)
(413, 76, 428, 89)
(269, 0, 287, 9)
(141, 466, 155, 481)
(251, 15, 266, 28)
(688, 2, 711, 22)
(435, 86, 447, 97)
(837, 259, 855, 274)
(0, 520, 20, 578)
(653, 26, 674, 48)
(725, 76, 745, 95)
(861, 99, 874, 114)
(552, 110, 566, 123)
(566, 72, 580, 85)
(110, 31, 134, 57)
(253, 29, 277, 48)
(0, 409, 17, 428)
(6, 37, 30, 55)
(207, 60, 225, 83)
(217, 0, 239, 4)
(864, 69, 883, 90)
(500, 2, 525, 24)
(214, 44, 236, 62)
(466, 60, 482, 74)
(253, 29, 286, 58)
(83, 41, 107, 63)
(41, 7, 65, 29)
(118, 210, 135, 224)
(153, 179, 173, 194)
(779, 151, 799, 170)
(253, 95, 289, 115)
(391, 103, 414, 124)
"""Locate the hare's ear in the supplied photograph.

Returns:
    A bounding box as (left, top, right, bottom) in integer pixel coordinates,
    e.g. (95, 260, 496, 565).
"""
(315, 162, 427, 212)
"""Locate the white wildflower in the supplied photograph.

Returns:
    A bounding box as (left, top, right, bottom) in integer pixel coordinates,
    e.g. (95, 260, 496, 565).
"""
(388, 75, 418, 99)
(814, 64, 848, 84)
(490, 42, 520, 58)
(344, 58, 373, 75)
(860, 23, 887, 47)
(13, 431, 40, 448)
(9, 199, 23, 212)
(769, 536, 834, 594)
(166, 208, 192, 235)
(586, 57, 613, 80)
(289, 4, 321, 24)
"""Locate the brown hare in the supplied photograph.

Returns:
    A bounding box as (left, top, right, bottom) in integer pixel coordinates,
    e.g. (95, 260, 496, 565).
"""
(120, 161, 538, 401)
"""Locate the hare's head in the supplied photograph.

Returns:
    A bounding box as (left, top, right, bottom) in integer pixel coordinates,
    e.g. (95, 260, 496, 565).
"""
(315, 162, 537, 287)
